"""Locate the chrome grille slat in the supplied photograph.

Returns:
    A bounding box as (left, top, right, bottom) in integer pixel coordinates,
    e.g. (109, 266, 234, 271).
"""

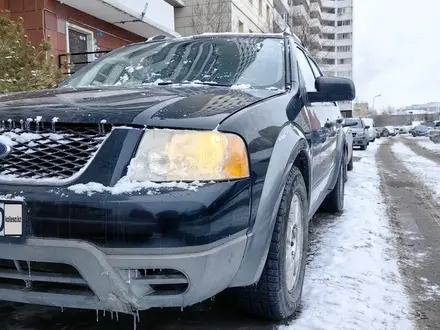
(0, 122, 110, 180)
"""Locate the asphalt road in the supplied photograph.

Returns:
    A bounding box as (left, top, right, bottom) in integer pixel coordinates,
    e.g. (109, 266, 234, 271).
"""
(377, 137, 440, 330)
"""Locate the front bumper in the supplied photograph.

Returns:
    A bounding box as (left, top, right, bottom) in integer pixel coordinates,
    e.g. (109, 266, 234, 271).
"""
(352, 136, 367, 146)
(0, 233, 247, 312)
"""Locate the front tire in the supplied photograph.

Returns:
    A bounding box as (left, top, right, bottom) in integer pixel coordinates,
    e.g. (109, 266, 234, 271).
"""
(321, 153, 345, 213)
(238, 166, 308, 320)
(347, 154, 354, 171)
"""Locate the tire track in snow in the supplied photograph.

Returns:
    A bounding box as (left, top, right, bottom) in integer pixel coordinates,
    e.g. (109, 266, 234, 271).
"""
(378, 139, 440, 330)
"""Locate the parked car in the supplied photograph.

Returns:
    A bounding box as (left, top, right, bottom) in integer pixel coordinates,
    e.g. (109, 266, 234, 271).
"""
(0, 32, 355, 321)
(428, 121, 440, 143)
(375, 127, 383, 138)
(344, 118, 370, 150)
(399, 127, 408, 134)
(344, 125, 354, 171)
(385, 126, 396, 136)
(412, 125, 430, 137)
(362, 118, 376, 143)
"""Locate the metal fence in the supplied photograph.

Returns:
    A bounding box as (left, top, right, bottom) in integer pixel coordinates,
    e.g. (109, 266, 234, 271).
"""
(58, 50, 111, 75)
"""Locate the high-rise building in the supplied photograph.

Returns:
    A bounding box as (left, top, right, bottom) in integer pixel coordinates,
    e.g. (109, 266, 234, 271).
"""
(319, 0, 354, 117)
(174, 0, 274, 36)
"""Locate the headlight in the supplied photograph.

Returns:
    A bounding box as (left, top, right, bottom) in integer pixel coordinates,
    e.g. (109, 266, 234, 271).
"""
(356, 132, 365, 137)
(129, 129, 250, 182)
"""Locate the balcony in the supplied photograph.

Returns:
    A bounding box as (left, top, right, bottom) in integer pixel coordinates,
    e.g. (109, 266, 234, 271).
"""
(57, 0, 180, 38)
(309, 18, 322, 34)
(322, 25, 335, 34)
(273, 10, 289, 31)
(321, 12, 336, 21)
(310, 2, 322, 20)
(336, 25, 353, 34)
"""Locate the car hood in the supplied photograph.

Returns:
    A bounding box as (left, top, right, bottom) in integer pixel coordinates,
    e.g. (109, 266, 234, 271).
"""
(0, 86, 283, 129)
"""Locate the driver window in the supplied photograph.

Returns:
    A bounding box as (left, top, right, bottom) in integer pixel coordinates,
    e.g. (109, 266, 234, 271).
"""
(296, 48, 316, 92)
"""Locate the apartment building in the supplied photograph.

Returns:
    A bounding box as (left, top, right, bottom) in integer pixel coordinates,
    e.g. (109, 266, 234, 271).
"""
(0, 0, 182, 72)
(174, 0, 274, 36)
(319, 0, 354, 117)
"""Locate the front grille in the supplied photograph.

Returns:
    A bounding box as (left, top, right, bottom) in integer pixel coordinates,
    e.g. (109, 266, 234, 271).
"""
(0, 121, 110, 180)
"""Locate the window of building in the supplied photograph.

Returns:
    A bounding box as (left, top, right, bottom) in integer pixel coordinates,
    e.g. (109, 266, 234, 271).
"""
(322, 20, 335, 27)
(283, 13, 288, 22)
(323, 33, 335, 40)
(322, 7, 335, 14)
(322, 58, 335, 65)
(66, 23, 95, 72)
(337, 20, 352, 26)
(296, 48, 317, 91)
(323, 46, 335, 52)
(266, 4, 270, 22)
(338, 58, 352, 65)
(337, 7, 352, 15)
(337, 33, 352, 39)
(259, 0, 263, 15)
(337, 46, 352, 52)
(238, 20, 244, 32)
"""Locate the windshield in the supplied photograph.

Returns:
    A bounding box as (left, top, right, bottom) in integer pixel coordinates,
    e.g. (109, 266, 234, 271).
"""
(59, 37, 285, 90)
(345, 118, 363, 128)
(416, 125, 429, 131)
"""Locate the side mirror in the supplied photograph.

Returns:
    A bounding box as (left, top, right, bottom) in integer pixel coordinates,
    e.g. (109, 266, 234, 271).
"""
(365, 125, 370, 129)
(307, 76, 356, 103)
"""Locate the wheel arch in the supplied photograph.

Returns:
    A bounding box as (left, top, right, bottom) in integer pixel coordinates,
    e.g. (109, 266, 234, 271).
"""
(230, 124, 311, 287)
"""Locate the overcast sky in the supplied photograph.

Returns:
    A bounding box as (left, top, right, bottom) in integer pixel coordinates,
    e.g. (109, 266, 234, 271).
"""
(353, 0, 439, 110)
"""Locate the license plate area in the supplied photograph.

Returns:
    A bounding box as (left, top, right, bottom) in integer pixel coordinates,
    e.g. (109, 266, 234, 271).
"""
(0, 201, 26, 242)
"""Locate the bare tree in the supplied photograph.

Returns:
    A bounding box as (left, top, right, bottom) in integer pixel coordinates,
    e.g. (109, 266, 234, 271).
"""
(382, 106, 396, 115)
(189, 0, 229, 34)
(289, 7, 325, 61)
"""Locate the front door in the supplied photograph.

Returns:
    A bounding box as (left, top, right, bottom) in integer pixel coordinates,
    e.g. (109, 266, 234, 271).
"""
(295, 47, 337, 209)
(68, 28, 90, 73)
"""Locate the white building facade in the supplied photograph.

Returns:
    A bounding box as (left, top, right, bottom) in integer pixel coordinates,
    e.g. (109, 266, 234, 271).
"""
(319, 0, 353, 116)
(174, 0, 274, 36)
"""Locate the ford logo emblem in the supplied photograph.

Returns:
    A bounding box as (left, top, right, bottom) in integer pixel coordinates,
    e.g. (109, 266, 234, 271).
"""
(0, 143, 12, 159)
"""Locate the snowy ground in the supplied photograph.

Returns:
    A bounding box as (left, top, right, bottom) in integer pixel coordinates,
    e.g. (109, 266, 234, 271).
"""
(392, 142, 440, 198)
(280, 143, 414, 330)
(409, 136, 440, 155)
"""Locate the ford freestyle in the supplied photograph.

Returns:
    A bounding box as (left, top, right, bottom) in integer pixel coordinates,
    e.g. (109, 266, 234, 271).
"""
(0, 32, 355, 321)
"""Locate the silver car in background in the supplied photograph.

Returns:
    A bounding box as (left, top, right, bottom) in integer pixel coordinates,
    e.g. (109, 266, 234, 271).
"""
(344, 118, 370, 150)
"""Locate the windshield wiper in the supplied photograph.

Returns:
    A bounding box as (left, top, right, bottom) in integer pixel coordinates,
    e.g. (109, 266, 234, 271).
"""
(155, 81, 232, 87)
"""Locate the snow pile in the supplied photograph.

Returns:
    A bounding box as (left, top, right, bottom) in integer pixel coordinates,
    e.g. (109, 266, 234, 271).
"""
(281, 144, 413, 330)
(68, 179, 204, 196)
(415, 139, 440, 154)
(391, 143, 440, 199)
(0, 194, 25, 201)
(0, 129, 75, 148)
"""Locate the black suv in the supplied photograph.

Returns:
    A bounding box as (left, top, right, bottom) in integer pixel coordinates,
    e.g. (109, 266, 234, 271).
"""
(0, 32, 354, 320)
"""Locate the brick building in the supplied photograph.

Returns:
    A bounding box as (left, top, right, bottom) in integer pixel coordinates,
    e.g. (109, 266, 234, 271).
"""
(0, 0, 182, 71)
